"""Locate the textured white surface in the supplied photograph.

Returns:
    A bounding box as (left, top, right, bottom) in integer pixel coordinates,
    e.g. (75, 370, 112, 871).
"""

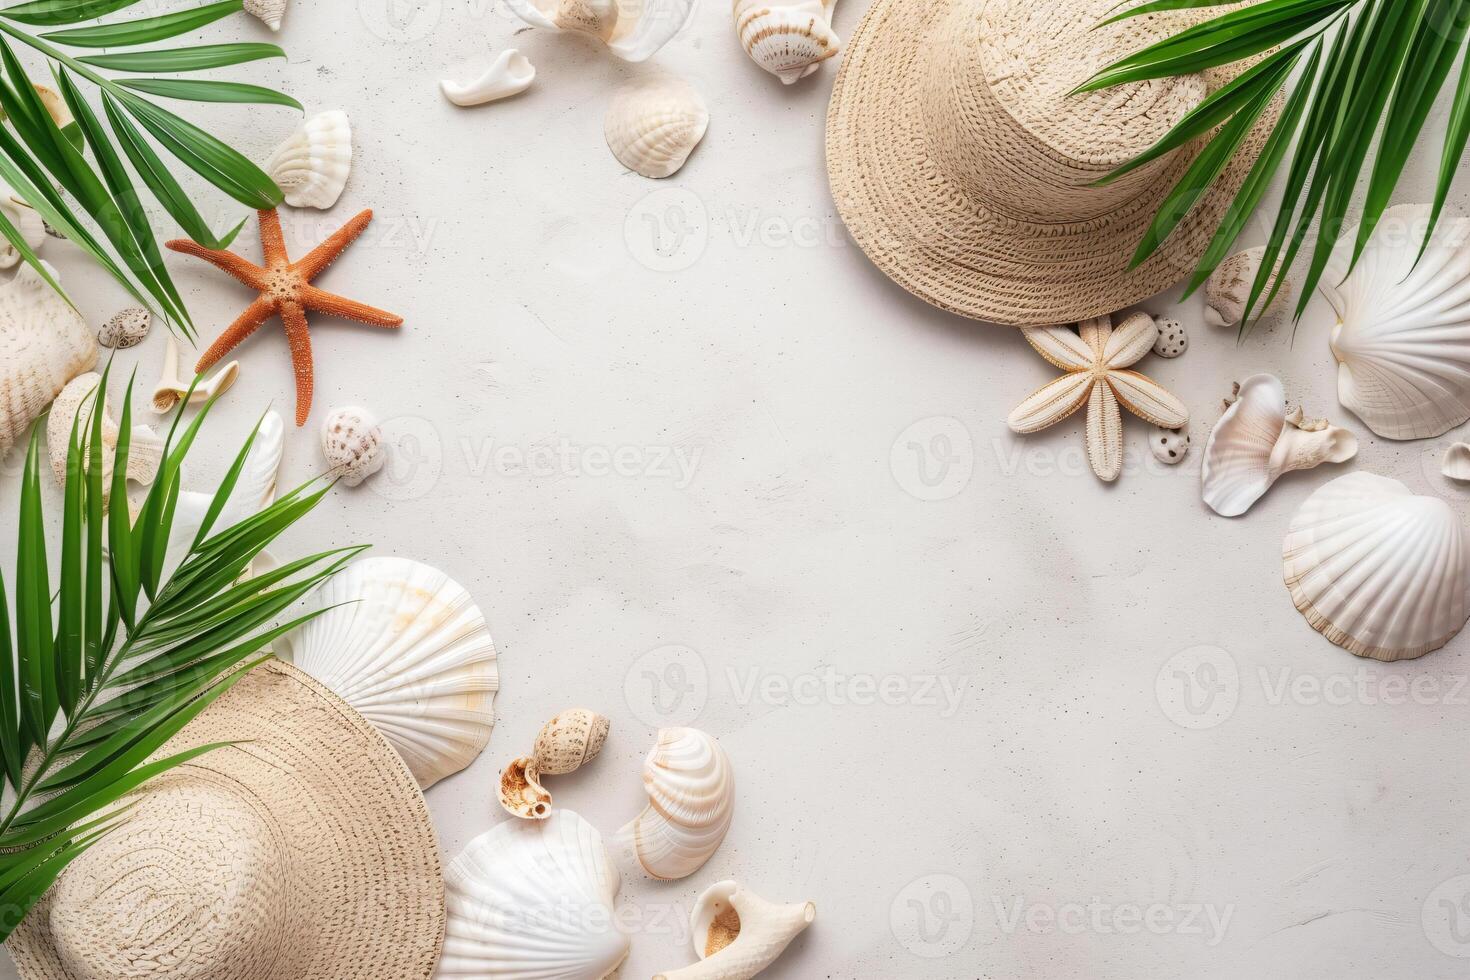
(4, 2, 1470, 978)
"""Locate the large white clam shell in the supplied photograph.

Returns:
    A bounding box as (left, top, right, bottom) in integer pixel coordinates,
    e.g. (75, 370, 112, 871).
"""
(1324, 203, 1470, 440)
(604, 75, 708, 179)
(507, 0, 693, 61)
(279, 556, 499, 787)
(1200, 374, 1357, 517)
(0, 262, 95, 456)
(618, 728, 734, 880)
(264, 110, 352, 211)
(733, 0, 839, 85)
(1282, 472, 1470, 661)
(437, 810, 630, 979)
(46, 373, 165, 502)
(655, 880, 816, 980)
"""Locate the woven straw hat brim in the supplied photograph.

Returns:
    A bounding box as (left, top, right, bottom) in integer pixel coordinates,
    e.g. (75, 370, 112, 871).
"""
(6, 660, 445, 980)
(825, 0, 1280, 326)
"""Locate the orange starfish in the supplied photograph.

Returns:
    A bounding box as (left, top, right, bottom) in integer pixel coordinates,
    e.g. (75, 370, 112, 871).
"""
(166, 208, 403, 426)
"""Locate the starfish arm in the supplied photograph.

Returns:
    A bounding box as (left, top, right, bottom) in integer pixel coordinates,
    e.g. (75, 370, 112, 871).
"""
(300, 285, 403, 327)
(1107, 370, 1190, 428)
(1078, 315, 1113, 360)
(166, 238, 267, 289)
(1019, 325, 1095, 372)
(1103, 312, 1161, 370)
(280, 302, 315, 426)
(296, 209, 374, 280)
(1087, 382, 1123, 482)
(257, 207, 288, 266)
(1007, 372, 1092, 434)
(196, 296, 277, 372)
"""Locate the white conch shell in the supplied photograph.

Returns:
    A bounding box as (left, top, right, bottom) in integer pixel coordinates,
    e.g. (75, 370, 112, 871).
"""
(0, 262, 95, 456)
(320, 405, 384, 487)
(264, 110, 352, 210)
(1324, 203, 1470, 440)
(1201, 374, 1358, 517)
(1283, 471, 1470, 661)
(506, 0, 693, 61)
(166, 411, 284, 574)
(604, 75, 708, 179)
(279, 556, 499, 788)
(733, 0, 839, 85)
(655, 881, 816, 980)
(97, 307, 150, 350)
(150, 335, 240, 414)
(46, 373, 164, 500)
(1444, 443, 1470, 481)
(1204, 246, 1291, 328)
(0, 184, 46, 270)
(243, 0, 287, 30)
(437, 810, 630, 980)
(441, 50, 535, 106)
(618, 728, 734, 880)
(499, 708, 611, 820)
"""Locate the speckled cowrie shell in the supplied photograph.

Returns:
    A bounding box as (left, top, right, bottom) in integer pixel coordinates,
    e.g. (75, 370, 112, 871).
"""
(1151, 424, 1190, 465)
(1152, 317, 1188, 358)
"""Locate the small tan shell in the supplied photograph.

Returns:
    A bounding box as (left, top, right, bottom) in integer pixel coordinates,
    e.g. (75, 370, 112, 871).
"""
(733, 0, 840, 85)
(604, 75, 708, 179)
(499, 708, 611, 820)
(98, 307, 151, 350)
(500, 757, 553, 820)
(321, 405, 385, 487)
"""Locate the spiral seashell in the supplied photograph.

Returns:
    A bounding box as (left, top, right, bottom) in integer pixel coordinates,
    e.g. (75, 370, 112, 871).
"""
(244, 0, 288, 30)
(618, 727, 734, 880)
(733, 0, 839, 85)
(321, 405, 385, 487)
(604, 75, 708, 179)
(0, 262, 95, 457)
(499, 709, 611, 820)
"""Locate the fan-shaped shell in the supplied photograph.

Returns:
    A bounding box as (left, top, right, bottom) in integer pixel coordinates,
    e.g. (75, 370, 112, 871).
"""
(619, 728, 734, 880)
(733, 0, 839, 85)
(1324, 203, 1470, 440)
(605, 75, 708, 179)
(506, 0, 693, 61)
(279, 556, 499, 787)
(46, 373, 165, 500)
(437, 810, 629, 979)
(1282, 472, 1470, 661)
(264, 110, 352, 211)
(0, 262, 95, 456)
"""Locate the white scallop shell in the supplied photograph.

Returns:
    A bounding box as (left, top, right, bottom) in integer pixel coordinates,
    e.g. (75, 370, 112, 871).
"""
(1324, 203, 1470, 440)
(1282, 471, 1470, 661)
(167, 411, 284, 575)
(1204, 246, 1290, 329)
(264, 110, 352, 211)
(437, 810, 629, 980)
(150, 334, 240, 414)
(1201, 374, 1358, 517)
(244, 0, 287, 30)
(320, 405, 385, 487)
(0, 262, 95, 456)
(279, 556, 499, 788)
(618, 728, 734, 880)
(507, 0, 693, 60)
(0, 184, 46, 270)
(46, 373, 164, 499)
(733, 0, 839, 85)
(604, 75, 708, 179)
(655, 880, 816, 980)
(441, 49, 535, 106)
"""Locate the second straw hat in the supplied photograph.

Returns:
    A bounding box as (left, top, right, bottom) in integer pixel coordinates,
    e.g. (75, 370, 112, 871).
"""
(826, 0, 1280, 326)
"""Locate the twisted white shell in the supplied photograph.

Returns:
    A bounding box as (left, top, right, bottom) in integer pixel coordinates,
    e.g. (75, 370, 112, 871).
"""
(437, 810, 630, 979)
(1324, 203, 1470, 440)
(500, 708, 611, 820)
(441, 50, 535, 106)
(1204, 246, 1290, 329)
(506, 0, 694, 61)
(279, 556, 499, 788)
(244, 0, 287, 30)
(0, 262, 95, 456)
(46, 373, 164, 500)
(618, 728, 734, 880)
(320, 405, 384, 487)
(1283, 472, 1470, 661)
(265, 110, 352, 211)
(605, 75, 708, 179)
(733, 0, 839, 85)
(655, 880, 816, 980)
(150, 334, 240, 414)
(0, 184, 46, 270)
(1201, 374, 1358, 517)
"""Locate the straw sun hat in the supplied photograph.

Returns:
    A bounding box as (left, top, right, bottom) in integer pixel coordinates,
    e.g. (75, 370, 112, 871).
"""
(826, 0, 1280, 326)
(6, 660, 445, 980)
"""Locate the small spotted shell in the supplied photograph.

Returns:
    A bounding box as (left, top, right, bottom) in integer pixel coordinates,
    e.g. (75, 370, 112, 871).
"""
(98, 307, 151, 350)
(534, 708, 611, 776)
(320, 405, 384, 487)
(1152, 316, 1187, 358)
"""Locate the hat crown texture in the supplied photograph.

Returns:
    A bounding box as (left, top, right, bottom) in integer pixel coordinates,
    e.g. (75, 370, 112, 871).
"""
(922, 0, 1208, 223)
(46, 777, 291, 980)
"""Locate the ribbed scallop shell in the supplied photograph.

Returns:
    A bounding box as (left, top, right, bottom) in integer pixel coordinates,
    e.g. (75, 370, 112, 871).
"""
(46, 373, 165, 499)
(279, 556, 499, 787)
(619, 728, 734, 880)
(733, 0, 839, 85)
(506, 0, 693, 61)
(264, 110, 352, 210)
(604, 75, 708, 179)
(0, 262, 96, 456)
(437, 810, 629, 979)
(1324, 203, 1470, 440)
(1282, 472, 1470, 661)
